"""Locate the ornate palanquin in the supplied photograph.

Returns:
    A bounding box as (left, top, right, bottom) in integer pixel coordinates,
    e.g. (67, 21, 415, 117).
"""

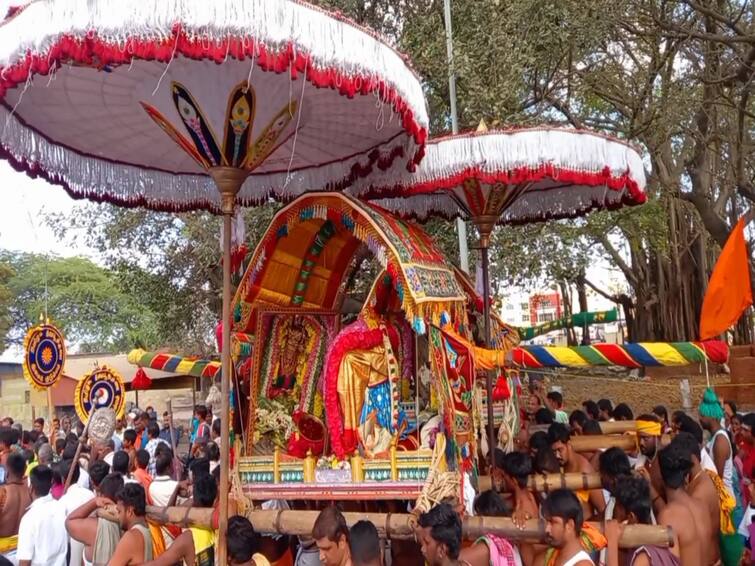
(146, 192, 520, 501)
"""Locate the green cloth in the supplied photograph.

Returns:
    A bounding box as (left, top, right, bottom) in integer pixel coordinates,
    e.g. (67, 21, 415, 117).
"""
(719, 531, 743, 566)
(699, 387, 724, 420)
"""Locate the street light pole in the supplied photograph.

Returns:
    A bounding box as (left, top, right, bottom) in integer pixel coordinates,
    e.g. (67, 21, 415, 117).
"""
(443, 0, 470, 274)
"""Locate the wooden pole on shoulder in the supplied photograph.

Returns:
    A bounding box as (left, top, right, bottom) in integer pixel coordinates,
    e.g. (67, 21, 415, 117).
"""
(123, 506, 672, 549)
(478, 472, 603, 493)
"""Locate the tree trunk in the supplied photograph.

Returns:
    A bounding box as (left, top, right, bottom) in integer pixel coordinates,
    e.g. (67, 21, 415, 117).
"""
(576, 271, 590, 345)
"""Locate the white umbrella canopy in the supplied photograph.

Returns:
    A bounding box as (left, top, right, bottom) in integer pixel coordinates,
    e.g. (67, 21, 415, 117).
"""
(350, 127, 647, 227)
(0, 0, 428, 210)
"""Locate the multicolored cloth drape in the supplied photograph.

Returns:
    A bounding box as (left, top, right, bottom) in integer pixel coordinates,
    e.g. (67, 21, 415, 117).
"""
(233, 193, 467, 336)
(127, 349, 221, 378)
(512, 341, 728, 368)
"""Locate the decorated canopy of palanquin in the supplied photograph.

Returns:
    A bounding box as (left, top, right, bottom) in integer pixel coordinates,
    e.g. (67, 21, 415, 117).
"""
(231, 193, 467, 335)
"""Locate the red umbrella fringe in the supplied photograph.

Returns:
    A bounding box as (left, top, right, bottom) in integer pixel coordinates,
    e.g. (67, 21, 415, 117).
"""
(0, 29, 426, 167)
(358, 164, 647, 206)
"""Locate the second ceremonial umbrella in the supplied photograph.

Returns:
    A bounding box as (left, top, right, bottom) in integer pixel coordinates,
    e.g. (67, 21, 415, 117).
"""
(350, 125, 647, 466)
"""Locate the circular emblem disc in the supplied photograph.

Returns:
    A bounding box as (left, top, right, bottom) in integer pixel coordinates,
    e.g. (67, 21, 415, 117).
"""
(23, 324, 66, 389)
(75, 366, 125, 424)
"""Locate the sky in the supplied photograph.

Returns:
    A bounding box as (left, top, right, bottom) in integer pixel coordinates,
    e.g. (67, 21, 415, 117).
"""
(0, 162, 101, 362)
(0, 162, 98, 259)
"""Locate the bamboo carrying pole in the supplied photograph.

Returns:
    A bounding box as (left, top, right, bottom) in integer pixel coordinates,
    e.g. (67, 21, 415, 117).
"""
(517, 431, 640, 453)
(130, 506, 672, 549)
(528, 421, 638, 435)
(569, 434, 637, 452)
(478, 472, 602, 493)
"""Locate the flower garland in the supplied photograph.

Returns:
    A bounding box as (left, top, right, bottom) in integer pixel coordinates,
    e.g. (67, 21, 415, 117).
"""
(380, 325, 401, 432)
(296, 317, 330, 414)
(258, 316, 284, 397)
(254, 398, 294, 448)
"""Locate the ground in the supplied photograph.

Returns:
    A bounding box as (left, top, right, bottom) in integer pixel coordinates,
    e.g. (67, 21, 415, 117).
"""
(538, 370, 736, 414)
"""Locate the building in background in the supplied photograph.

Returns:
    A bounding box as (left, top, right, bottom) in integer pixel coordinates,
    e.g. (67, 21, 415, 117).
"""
(500, 286, 624, 345)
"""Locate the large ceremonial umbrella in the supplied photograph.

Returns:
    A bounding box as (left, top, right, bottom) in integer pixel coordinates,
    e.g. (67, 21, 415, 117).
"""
(0, 0, 428, 557)
(350, 125, 647, 461)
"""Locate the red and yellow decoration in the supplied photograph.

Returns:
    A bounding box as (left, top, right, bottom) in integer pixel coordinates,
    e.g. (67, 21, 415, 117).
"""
(74, 365, 126, 423)
(233, 193, 467, 336)
(22, 323, 66, 390)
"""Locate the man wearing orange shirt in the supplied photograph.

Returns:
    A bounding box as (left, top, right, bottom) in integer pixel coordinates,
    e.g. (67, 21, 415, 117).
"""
(133, 449, 153, 503)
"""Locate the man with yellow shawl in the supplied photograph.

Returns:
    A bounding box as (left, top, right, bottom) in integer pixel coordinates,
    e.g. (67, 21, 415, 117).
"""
(636, 418, 665, 518)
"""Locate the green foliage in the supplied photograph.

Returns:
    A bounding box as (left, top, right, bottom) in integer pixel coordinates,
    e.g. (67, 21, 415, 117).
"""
(0, 251, 162, 353)
(35, 0, 755, 348)
(47, 203, 281, 355)
(0, 260, 13, 351)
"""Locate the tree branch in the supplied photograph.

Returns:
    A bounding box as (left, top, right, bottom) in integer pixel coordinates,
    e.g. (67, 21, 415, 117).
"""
(681, 0, 747, 36)
(595, 234, 638, 287)
(583, 278, 619, 303)
(543, 94, 584, 129)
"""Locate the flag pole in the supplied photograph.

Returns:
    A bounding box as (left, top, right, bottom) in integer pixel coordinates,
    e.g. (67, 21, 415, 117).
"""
(443, 0, 469, 274)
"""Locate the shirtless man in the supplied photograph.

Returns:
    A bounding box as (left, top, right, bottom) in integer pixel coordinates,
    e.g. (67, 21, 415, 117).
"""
(0, 453, 31, 563)
(460, 491, 523, 566)
(0, 427, 15, 468)
(657, 443, 705, 566)
(672, 431, 721, 565)
(548, 423, 605, 518)
(605, 476, 679, 566)
(500, 451, 539, 565)
(635, 416, 665, 516)
(108, 483, 154, 565)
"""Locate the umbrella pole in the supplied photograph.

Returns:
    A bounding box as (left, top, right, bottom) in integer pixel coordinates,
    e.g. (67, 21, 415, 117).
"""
(481, 242, 495, 473)
(210, 167, 248, 566)
(476, 218, 497, 478)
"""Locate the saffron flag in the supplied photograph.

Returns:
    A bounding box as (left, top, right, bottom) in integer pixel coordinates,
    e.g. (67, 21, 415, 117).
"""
(699, 217, 753, 340)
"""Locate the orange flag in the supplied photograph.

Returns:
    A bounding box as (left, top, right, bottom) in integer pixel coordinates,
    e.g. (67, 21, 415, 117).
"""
(699, 217, 753, 340)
